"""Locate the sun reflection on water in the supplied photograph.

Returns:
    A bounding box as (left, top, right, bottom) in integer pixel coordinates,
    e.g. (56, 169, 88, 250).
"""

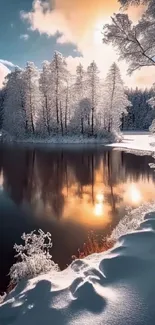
(94, 192, 104, 217)
(94, 203, 104, 217)
(0, 170, 4, 190)
(129, 184, 142, 204)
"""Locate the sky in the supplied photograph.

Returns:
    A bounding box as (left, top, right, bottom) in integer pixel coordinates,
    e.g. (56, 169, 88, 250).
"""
(0, 0, 154, 88)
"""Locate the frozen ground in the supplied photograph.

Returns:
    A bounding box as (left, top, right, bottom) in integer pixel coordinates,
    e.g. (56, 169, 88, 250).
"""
(1, 208, 155, 324)
(109, 131, 155, 154)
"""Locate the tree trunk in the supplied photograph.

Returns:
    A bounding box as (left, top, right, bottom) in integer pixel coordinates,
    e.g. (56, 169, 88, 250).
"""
(21, 101, 28, 135)
(81, 117, 84, 135)
(91, 107, 94, 136)
(55, 55, 59, 129)
(30, 93, 35, 135)
(65, 96, 68, 133)
(45, 96, 50, 135)
(60, 101, 63, 136)
(30, 111, 35, 135)
(88, 115, 90, 126)
(28, 77, 35, 135)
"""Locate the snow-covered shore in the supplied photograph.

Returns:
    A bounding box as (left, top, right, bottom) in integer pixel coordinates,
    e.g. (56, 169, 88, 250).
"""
(1, 209, 155, 325)
(109, 131, 155, 154)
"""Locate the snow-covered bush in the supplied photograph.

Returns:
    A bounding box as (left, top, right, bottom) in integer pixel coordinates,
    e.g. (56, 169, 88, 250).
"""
(0, 293, 6, 304)
(112, 130, 123, 143)
(9, 230, 59, 284)
(149, 119, 155, 134)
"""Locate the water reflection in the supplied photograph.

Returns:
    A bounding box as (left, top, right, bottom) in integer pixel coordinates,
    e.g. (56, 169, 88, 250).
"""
(0, 146, 155, 292)
(0, 147, 155, 228)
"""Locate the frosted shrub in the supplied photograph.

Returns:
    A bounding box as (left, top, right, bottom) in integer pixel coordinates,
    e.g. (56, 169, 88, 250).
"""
(9, 230, 59, 284)
(0, 293, 6, 304)
(149, 119, 155, 134)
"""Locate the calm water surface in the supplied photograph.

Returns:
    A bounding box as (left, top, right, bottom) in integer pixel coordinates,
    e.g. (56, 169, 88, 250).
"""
(0, 144, 155, 293)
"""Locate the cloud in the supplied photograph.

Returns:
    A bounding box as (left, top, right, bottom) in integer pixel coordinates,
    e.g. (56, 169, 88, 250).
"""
(20, 0, 120, 45)
(0, 59, 20, 69)
(0, 63, 10, 88)
(21, 0, 151, 88)
(20, 34, 29, 41)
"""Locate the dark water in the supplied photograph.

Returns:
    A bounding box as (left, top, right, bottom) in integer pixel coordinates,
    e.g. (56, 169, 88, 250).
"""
(0, 144, 155, 293)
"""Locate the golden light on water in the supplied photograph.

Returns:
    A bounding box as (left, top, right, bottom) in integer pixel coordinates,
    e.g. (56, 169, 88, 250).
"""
(0, 170, 4, 190)
(128, 184, 142, 205)
(94, 192, 104, 217)
(94, 203, 104, 217)
(96, 193, 104, 203)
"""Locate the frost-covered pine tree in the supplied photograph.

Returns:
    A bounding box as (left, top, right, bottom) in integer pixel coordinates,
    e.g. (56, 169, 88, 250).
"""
(63, 76, 72, 133)
(86, 61, 100, 135)
(50, 52, 69, 133)
(102, 63, 130, 132)
(39, 61, 51, 135)
(3, 68, 26, 138)
(23, 62, 41, 136)
(72, 64, 90, 134)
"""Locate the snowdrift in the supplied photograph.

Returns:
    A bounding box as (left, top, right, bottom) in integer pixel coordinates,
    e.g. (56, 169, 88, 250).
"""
(1, 211, 155, 325)
(108, 132, 155, 154)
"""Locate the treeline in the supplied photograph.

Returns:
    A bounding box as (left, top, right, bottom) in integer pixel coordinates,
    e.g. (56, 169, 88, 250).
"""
(0, 52, 130, 139)
(122, 88, 155, 131)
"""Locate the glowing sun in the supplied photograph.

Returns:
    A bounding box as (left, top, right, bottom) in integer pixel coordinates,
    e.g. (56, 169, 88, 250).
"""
(93, 20, 104, 44)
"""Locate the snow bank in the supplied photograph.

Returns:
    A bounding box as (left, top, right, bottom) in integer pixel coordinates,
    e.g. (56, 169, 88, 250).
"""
(109, 132, 155, 154)
(110, 202, 155, 241)
(1, 210, 155, 324)
(15, 134, 114, 145)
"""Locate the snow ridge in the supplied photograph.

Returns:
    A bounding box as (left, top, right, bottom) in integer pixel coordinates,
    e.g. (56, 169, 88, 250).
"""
(1, 211, 155, 324)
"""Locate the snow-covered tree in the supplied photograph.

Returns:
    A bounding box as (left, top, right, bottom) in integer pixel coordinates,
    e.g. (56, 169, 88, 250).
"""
(3, 68, 26, 138)
(72, 64, 91, 134)
(86, 61, 100, 135)
(60, 72, 72, 135)
(23, 62, 41, 135)
(103, 3, 155, 74)
(39, 61, 51, 135)
(9, 229, 59, 284)
(102, 63, 131, 132)
(103, 0, 155, 134)
(50, 52, 69, 133)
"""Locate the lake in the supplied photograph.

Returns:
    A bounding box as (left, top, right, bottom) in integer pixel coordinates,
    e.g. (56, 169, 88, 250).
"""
(0, 144, 155, 293)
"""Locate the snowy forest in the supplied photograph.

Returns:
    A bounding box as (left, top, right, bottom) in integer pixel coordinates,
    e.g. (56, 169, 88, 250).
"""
(0, 51, 155, 141)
